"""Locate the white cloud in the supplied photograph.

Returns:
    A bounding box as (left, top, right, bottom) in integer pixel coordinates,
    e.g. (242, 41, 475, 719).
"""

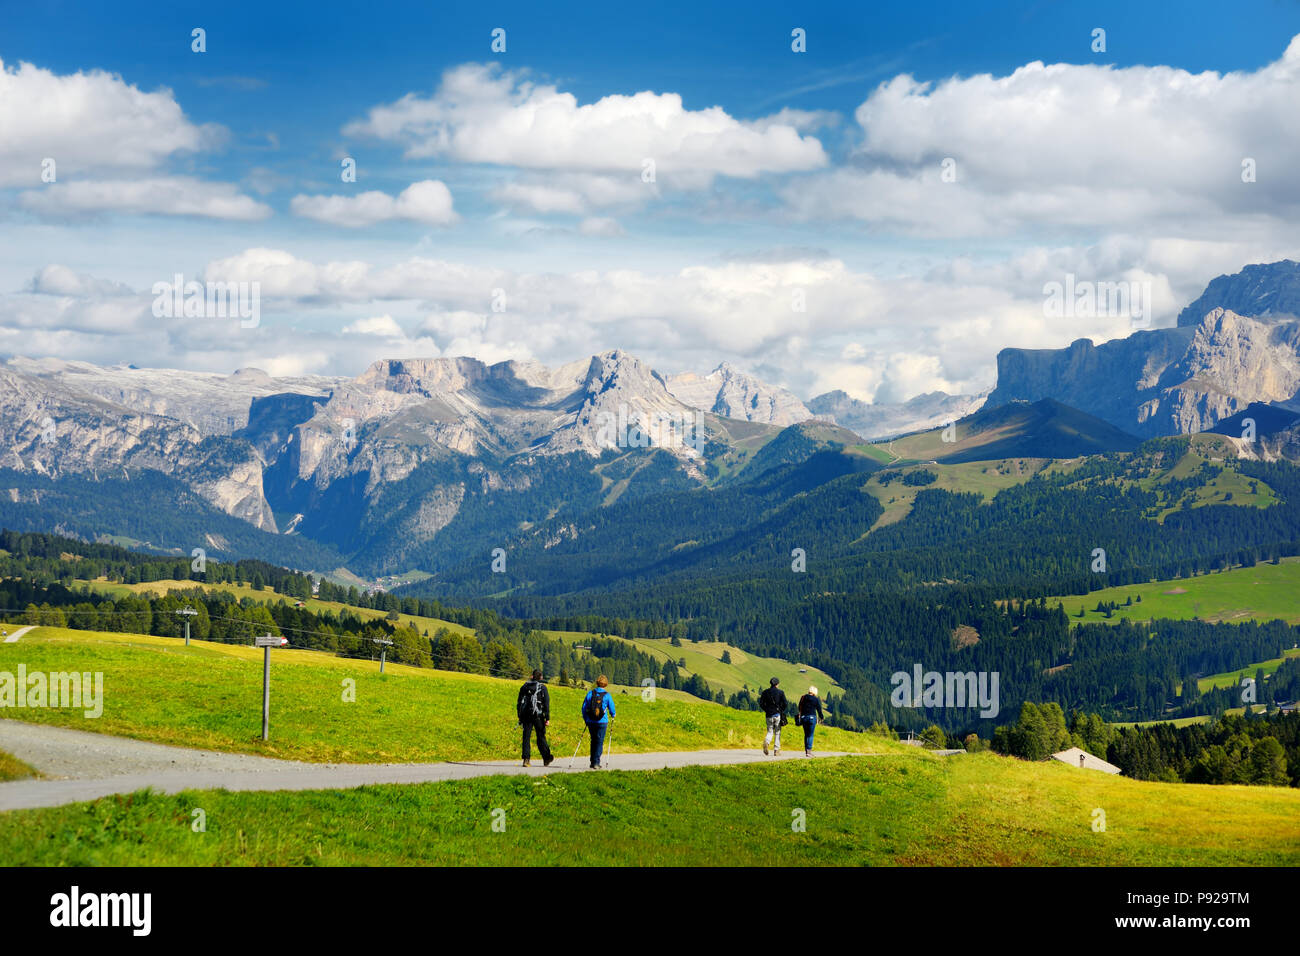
(344, 63, 828, 187)
(28, 264, 134, 298)
(290, 180, 458, 227)
(0, 58, 222, 187)
(786, 34, 1300, 237)
(493, 172, 653, 215)
(343, 314, 405, 336)
(19, 176, 272, 221)
(578, 217, 625, 237)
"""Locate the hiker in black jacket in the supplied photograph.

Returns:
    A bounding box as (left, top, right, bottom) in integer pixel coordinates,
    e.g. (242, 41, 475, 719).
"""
(758, 677, 788, 756)
(517, 669, 553, 767)
(797, 685, 826, 757)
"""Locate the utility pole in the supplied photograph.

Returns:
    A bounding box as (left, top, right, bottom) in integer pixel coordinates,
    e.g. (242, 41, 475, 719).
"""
(176, 605, 197, 646)
(373, 637, 394, 673)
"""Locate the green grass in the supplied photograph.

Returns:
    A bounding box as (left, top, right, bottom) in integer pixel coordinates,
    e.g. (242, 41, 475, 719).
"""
(1197, 649, 1300, 692)
(863, 458, 1049, 530)
(0, 627, 897, 764)
(79, 577, 838, 705)
(551, 631, 839, 699)
(1053, 557, 1300, 626)
(0, 750, 40, 782)
(76, 578, 476, 637)
(1110, 716, 1213, 730)
(2, 751, 1295, 866)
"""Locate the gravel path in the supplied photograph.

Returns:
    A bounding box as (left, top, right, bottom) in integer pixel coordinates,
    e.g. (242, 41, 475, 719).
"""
(1, 626, 32, 644)
(0, 719, 858, 812)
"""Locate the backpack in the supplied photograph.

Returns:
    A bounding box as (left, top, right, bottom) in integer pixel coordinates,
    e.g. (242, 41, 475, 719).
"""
(522, 681, 546, 721)
(584, 689, 606, 722)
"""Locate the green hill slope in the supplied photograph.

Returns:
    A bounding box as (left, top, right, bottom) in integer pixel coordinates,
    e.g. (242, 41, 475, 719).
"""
(2, 751, 1295, 866)
(886, 398, 1142, 464)
(0, 627, 889, 763)
(1050, 557, 1300, 626)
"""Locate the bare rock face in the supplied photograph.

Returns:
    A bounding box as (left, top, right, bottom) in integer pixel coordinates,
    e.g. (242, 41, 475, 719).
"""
(0, 363, 281, 530)
(666, 363, 812, 426)
(987, 260, 1300, 437)
(403, 484, 467, 538)
(548, 350, 710, 459)
(0, 350, 776, 551)
(987, 308, 1300, 437)
(1177, 260, 1300, 327)
(3, 357, 335, 436)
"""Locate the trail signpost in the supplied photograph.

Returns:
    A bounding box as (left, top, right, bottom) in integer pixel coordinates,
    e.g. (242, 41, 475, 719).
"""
(254, 634, 286, 740)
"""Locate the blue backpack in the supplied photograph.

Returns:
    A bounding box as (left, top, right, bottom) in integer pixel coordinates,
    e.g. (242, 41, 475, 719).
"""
(584, 689, 606, 722)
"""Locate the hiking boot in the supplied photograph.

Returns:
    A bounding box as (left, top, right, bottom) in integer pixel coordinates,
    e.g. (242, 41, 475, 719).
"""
(774, 748, 780, 756)
(522, 759, 531, 767)
(763, 742, 769, 755)
(805, 750, 812, 757)
(543, 755, 554, 767)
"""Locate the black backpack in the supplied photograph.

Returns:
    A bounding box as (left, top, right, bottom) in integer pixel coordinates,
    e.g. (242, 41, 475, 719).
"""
(584, 689, 606, 722)
(521, 681, 545, 720)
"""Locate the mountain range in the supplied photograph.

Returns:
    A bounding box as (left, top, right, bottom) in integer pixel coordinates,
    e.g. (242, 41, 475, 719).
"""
(2, 258, 1300, 578)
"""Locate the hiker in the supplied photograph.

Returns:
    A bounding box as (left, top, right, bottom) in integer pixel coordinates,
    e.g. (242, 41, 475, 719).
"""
(796, 685, 826, 757)
(517, 669, 553, 767)
(581, 675, 616, 769)
(758, 677, 788, 756)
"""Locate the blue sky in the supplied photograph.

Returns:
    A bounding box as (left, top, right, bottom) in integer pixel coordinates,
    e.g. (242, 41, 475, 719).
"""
(2, 0, 1300, 402)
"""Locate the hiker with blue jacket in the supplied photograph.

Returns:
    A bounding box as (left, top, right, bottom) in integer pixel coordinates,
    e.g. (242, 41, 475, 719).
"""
(797, 685, 826, 757)
(582, 674, 616, 769)
(517, 669, 553, 767)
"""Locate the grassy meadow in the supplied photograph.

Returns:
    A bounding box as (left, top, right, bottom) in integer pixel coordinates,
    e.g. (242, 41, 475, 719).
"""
(0, 627, 898, 763)
(1, 751, 1295, 866)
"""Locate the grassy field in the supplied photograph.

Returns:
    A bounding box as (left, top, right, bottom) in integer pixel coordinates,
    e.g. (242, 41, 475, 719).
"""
(862, 458, 1050, 530)
(77, 578, 835, 703)
(26, 543, 825, 708)
(1, 750, 1295, 866)
(1198, 649, 1300, 692)
(1053, 557, 1300, 626)
(1146, 457, 1277, 521)
(77, 577, 477, 637)
(0, 750, 39, 782)
(550, 630, 839, 699)
(0, 627, 898, 763)
(1111, 715, 1214, 729)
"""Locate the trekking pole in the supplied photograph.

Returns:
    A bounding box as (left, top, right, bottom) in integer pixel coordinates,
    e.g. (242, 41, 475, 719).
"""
(568, 727, 586, 769)
(604, 724, 613, 769)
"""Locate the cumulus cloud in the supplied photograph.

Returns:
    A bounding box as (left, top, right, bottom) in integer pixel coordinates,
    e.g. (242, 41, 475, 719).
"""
(343, 314, 405, 336)
(27, 264, 134, 298)
(290, 180, 458, 227)
(2, 235, 1286, 402)
(344, 63, 828, 189)
(189, 248, 1076, 396)
(19, 177, 272, 221)
(0, 58, 222, 186)
(785, 34, 1300, 237)
(493, 173, 652, 215)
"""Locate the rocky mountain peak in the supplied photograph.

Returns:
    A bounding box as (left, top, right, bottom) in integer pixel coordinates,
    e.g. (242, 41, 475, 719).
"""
(1176, 259, 1300, 327)
(665, 361, 811, 426)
